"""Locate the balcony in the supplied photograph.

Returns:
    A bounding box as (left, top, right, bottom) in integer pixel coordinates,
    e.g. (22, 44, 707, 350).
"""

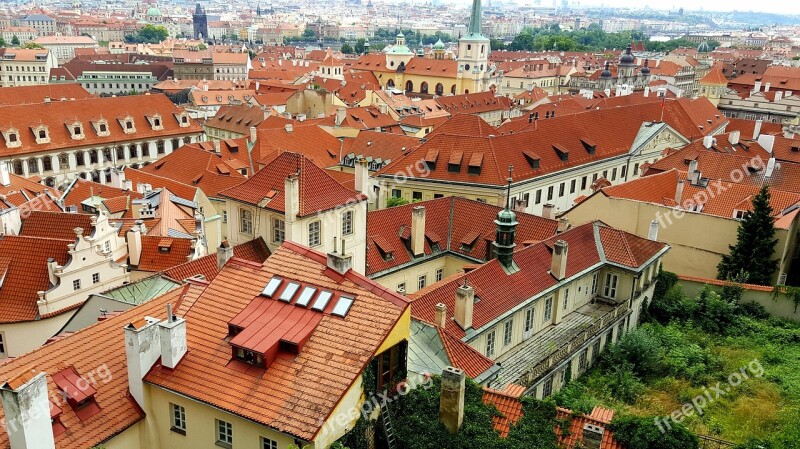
(494, 299, 629, 388)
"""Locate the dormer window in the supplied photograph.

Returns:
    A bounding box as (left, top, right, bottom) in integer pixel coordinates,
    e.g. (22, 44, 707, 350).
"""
(146, 114, 163, 131)
(92, 119, 110, 136)
(52, 366, 101, 421)
(175, 112, 190, 128)
(1, 128, 20, 148)
(68, 122, 84, 140)
(118, 116, 135, 134)
(32, 125, 50, 144)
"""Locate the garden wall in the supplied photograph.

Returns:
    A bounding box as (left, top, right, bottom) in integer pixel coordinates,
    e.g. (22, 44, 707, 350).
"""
(677, 275, 800, 322)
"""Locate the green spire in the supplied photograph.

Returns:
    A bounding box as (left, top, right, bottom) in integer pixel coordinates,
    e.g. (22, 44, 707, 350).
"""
(493, 166, 518, 271)
(468, 0, 483, 36)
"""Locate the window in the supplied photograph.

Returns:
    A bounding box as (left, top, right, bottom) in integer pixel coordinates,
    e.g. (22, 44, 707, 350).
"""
(569, 179, 576, 194)
(436, 267, 444, 282)
(92, 273, 100, 284)
(397, 282, 406, 293)
(391, 188, 401, 198)
(171, 403, 186, 434)
(308, 221, 321, 246)
(611, 167, 617, 181)
(215, 419, 232, 447)
(412, 191, 423, 201)
(581, 176, 587, 190)
(418, 275, 427, 290)
(486, 330, 496, 357)
(157, 140, 165, 154)
(503, 320, 513, 346)
(342, 210, 353, 235)
(547, 186, 554, 201)
(376, 343, 405, 390)
(239, 209, 253, 234)
(261, 437, 278, 449)
(543, 297, 552, 322)
(578, 348, 588, 372)
(535, 189, 542, 204)
(524, 307, 535, 337)
(73, 279, 81, 290)
(604, 273, 618, 298)
(633, 163, 640, 176)
(523, 193, 530, 207)
(43, 157, 52, 172)
(223, 210, 228, 223)
(558, 182, 565, 197)
(621, 165, 627, 178)
(28, 158, 38, 174)
(542, 376, 553, 397)
(563, 288, 569, 310)
(273, 218, 285, 243)
(591, 272, 598, 295)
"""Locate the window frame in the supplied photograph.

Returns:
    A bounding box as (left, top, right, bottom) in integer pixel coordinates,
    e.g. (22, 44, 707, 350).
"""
(342, 210, 354, 235)
(170, 403, 186, 434)
(543, 297, 552, 322)
(604, 273, 618, 298)
(485, 329, 496, 357)
(273, 218, 285, 243)
(239, 208, 253, 234)
(308, 220, 321, 247)
(503, 319, 513, 346)
(215, 419, 233, 447)
(417, 274, 427, 291)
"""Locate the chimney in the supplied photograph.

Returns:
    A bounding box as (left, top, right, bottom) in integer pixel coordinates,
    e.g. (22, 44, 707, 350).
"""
(688, 160, 699, 184)
(110, 168, 125, 189)
(255, 80, 260, 91)
(284, 123, 293, 133)
(453, 280, 474, 330)
(158, 304, 187, 370)
(643, 86, 650, 97)
(582, 423, 605, 449)
(729, 130, 740, 145)
(765, 157, 776, 178)
(285, 173, 299, 222)
(542, 203, 556, 220)
(411, 206, 426, 257)
(217, 240, 234, 270)
(0, 163, 10, 187)
(758, 134, 775, 154)
(212, 140, 220, 154)
(551, 240, 568, 281)
(556, 218, 569, 233)
(249, 126, 257, 144)
(648, 219, 659, 241)
(439, 366, 465, 433)
(775, 91, 784, 102)
(753, 120, 763, 139)
(703, 135, 713, 149)
(754, 81, 762, 92)
(326, 238, 352, 274)
(764, 82, 771, 92)
(675, 179, 685, 204)
(124, 317, 162, 408)
(126, 225, 142, 266)
(354, 158, 369, 197)
(435, 303, 447, 328)
(335, 107, 346, 127)
(0, 371, 56, 449)
(47, 258, 59, 286)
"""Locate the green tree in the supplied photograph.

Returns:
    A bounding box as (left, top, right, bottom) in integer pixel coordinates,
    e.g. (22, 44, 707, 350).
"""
(341, 43, 354, 54)
(610, 415, 699, 449)
(717, 185, 778, 285)
(0, 37, 5, 47)
(22, 42, 44, 49)
(302, 27, 316, 39)
(11, 35, 20, 46)
(386, 196, 410, 207)
(490, 38, 505, 51)
(354, 38, 366, 54)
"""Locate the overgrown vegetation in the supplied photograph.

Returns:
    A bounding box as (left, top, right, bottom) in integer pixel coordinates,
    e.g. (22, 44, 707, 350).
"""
(124, 24, 169, 44)
(386, 196, 410, 208)
(555, 270, 800, 446)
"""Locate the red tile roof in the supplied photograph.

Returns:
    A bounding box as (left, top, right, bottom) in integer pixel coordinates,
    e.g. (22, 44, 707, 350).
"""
(556, 407, 624, 449)
(0, 235, 72, 323)
(319, 106, 400, 131)
(438, 327, 495, 379)
(700, 63, 727, 85)
(123, 168, 199, 202)
(341, 131, 422, 165)
(425, 114, 498, 139)
(145, 242, 410, 441)
(163, 238, 271, 281)
(252, 123, 343, 168)
(60, 178, 141, 210)
(0, 94, 201, 157)
(205, 104, 267, 135)
(434, 91, 513, 115)
(18, 211, 94, 240)
(220, 151, 365, 217)
(136, 235, 195, 272)
(482, 384, 525, 437)
(366, 197, 559, 275)
(0, 84, 93, 106)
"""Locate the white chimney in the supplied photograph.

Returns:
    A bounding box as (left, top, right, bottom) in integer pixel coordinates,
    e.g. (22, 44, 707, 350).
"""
(753, 120, 763, 139)
(754, 81, 762, 92)
(643, 86, 650, 97)
(675, 179, 685, 204)
(453, 281, 474, 330)
(47, 258, 59, 286)
(439, 366, 465, 433)
(0, 163, 10, 187)
(158, 304, 187, 370)
(124, 317, 162, 408)
(765, 157, 777, 178)
(648, 219, 659, 241)
(284, 123, 293, 133)
(542, 203, 556, 220)
(688, 160, 700, 184)
(284, 173, 299, 222)
(758, 134, 775, 154)
(703, 135, 713, 149)
(126, 226, 142, 266)
(212, 140, 220, 154)
(764, 82, 771, 92)
(729, 130, 740, 145)
(354, 158, 369, 197)
(217, 240, 234, 271)
(435, 303, 447, 328)
(411, 206, 426, 257)
(326, 238, 352, 274)
(775, 91, 783, 102)
(0, 371, 56, 449)
(110, 169, 125, 189)
(551, 240, 568, 281)
(249, 126, 257, 144)
(335, 107, 346, 127)
(255, 80, 260, 91)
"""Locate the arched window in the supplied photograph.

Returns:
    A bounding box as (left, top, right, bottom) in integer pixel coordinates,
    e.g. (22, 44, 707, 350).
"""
(465, 89, 470, 94)
(91, 170, 100, 183)
(171, 139, 179, 151)
(387, 79, 395, 88)
(116, 145, 126, 161)
(103, 147, 112, 163)
(42, 156, 52, 172)
(131, 144, 139, 159)
(12, 160, 23, 174)
(89, 150, 98, 164)
(451, 84, 457, 94)
(405, 80, 413, 92)
(75, 152, 85, 167)
(157, 140, 165, 155)
(28, 158, 39, 174)
(435, 83, 444, 95)
(420, 82, 429, 94)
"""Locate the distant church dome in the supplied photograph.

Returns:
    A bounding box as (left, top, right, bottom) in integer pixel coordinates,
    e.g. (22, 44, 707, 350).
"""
(698, 40, 710, 53)
(641, 58, 650, 75)
(433, 38, 445, 50)
(146, 7, 162, 16)
(619, 44, 634, 65)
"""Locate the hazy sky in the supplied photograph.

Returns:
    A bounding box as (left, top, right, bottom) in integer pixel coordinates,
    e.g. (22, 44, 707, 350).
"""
(504, 0, 800, 16)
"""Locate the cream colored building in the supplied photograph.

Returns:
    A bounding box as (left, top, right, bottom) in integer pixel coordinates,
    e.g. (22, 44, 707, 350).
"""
(0, 48, 57, 87)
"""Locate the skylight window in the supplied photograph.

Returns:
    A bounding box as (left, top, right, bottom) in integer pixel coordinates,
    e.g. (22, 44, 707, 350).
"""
(296, 286, 317, 307)
(332, 296, 354, 317)
(279, 282, 300, 302)
(312, 290, 333, 311)
(261, 276, 282, 297)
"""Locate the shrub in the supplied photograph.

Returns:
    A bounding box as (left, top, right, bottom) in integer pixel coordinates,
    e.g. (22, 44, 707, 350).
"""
(691, 286, 737, 334)
(607, 364, 644, 404)
(552, 380, 596, 414)
(739, 301, 769, 319)
(733, 439, 774, 449)
(386, 196, 410, 207)
(609, 415, 699, 449)
(649, 283, 689, 324)
(602, 326, 663, 378)
(653, 270, 678, 301)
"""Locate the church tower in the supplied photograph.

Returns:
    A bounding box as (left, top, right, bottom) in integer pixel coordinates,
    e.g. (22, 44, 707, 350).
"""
(457, 0, 490, 94)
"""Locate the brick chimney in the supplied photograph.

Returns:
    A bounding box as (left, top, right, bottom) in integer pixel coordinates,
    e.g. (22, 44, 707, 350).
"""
(648, 219, 659, 241)
(124, 317, 162, 408)
(542, 203, 555, 219)
(435, 303, 447, 328)
(158, 304, 187, 369)
(217, 240, 234, 271)
(0, 163, 10, 187)
(439, 366, 465, 433)
(551, 240, 568, 281)
(355, 158, 369, 197)
(453, 280, 474, 330)
(411, 206, 426, 257)
(0, 371, 55, 449)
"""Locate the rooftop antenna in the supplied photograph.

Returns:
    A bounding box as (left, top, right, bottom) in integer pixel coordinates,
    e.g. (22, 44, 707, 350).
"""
(505, 165, 513, 210)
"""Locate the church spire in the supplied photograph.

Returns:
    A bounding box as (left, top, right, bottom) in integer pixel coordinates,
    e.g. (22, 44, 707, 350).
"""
(493, 165, 518, 272)
(468, 0, 483, 36)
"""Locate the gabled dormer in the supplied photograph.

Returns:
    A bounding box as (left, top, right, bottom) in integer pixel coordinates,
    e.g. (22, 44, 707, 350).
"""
(173, 111, 191, 128)
(91, 118, 111, 137)
(51, 366, 101, 421)
(117, 115, 136, 134)
(1, 127, 21, 148)
(31, 124, 50, 144)
(146, 114, 163, 131)
(67, 120, 85, 140)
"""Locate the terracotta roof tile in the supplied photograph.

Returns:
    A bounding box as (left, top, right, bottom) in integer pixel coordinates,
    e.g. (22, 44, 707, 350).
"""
(163, 238, 271, 281)
(136, 235, 195, 272)
(482, 385, 525, 437)
(438, 327, 495, 379)
(556, 407, 624, 449)
(19, 211, 94, 240)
